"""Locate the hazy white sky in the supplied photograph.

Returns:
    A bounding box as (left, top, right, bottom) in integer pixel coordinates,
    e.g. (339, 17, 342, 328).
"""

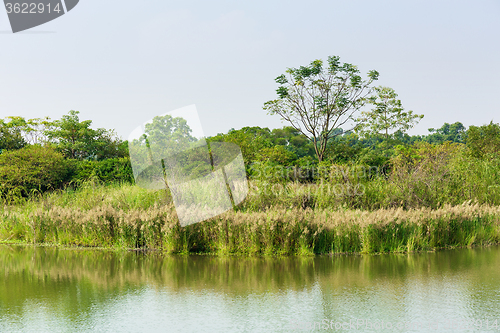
(1, 0, 499, 139)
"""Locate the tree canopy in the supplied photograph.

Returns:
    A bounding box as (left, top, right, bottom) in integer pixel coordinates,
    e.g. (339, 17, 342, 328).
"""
(264, 55, 379, 162)
(0, 118, 26, 151)
(466, 121, 500, 159)
(425, 122, 466, 144)
(45, 110, 126, 160)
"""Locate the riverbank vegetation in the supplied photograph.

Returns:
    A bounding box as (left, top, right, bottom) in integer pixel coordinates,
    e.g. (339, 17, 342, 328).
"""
(2, 186, 500, 255)
(1, 56, 500, 255)
(1, 120, 499, 254)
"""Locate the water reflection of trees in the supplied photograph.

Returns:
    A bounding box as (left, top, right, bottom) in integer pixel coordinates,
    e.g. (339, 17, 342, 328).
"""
(2, 245, 500, 324)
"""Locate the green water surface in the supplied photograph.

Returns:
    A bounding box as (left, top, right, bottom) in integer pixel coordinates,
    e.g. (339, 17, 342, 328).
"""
(1, 245, 500, 332)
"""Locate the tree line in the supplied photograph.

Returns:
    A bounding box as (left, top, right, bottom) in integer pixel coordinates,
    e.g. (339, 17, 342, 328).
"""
(1, 108, 498, 197)
(0, 55, 499, 201)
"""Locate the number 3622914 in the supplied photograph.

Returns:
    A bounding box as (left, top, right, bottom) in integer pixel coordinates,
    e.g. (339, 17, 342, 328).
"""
(5, 3, 63, 14)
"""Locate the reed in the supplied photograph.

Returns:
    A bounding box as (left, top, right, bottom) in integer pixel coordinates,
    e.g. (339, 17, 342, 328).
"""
(2, 184, 500, 255)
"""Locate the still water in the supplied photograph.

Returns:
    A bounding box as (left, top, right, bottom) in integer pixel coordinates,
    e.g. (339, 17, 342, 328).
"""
(1, 245, 500, 332)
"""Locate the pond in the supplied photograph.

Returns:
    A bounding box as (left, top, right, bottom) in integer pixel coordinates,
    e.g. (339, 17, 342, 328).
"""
(1, 245, 500, 332)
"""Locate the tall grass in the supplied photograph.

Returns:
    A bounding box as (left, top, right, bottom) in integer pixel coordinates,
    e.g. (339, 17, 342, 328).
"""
(2, 182, 500, 255)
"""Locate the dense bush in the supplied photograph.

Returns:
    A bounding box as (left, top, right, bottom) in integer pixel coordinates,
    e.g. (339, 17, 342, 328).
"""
(72, 157, 134, 184)
(387, 142, 465, 208)
(0, 146, 70, 199)
(241, 140, 500, 211)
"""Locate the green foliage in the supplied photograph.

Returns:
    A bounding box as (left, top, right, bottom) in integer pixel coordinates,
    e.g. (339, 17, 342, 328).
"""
(141, 114, 197, 151)
(0, 146, 70, 199)
(1, 116, 53, 145)
(424, 122, 466, 144)
(466, 121, 500, 159)
(1, 107, 499, 216)
(356, 86, 423, 139)
(451, 153, 500, 205)
(389, 142, 465, 208)
(46, 110, 124, 160)
(72, 158, 134, 184)
(21, 117, 53, 145)
(208, 127, 273, 170)
(255, 145, 297, 166)
(129, 113, 199, 179)
(326, 133, 364, 164)
(356, 147, 391, 169)
(249, 162, 290, 184)
(264, 55, 379, 162)
(128, 114, 204, 190)
(271, 126, 315, 158)
(0, 118, 27, 151)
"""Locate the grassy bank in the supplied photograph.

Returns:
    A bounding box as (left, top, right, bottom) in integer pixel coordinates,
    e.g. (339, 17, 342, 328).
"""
(1, 183, 500, 255)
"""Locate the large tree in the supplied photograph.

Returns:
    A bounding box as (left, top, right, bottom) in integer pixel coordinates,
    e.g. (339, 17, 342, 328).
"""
(263, 55, 379, 162)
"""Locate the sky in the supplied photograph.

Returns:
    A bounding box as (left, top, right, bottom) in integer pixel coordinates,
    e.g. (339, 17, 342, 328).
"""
(1, 0, 499, 140)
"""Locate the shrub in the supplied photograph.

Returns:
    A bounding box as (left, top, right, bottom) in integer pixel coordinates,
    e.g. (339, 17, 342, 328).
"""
(72, 157, 134, 184)
(0, 145, 70, 199)
(389, 142, 465, 208)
